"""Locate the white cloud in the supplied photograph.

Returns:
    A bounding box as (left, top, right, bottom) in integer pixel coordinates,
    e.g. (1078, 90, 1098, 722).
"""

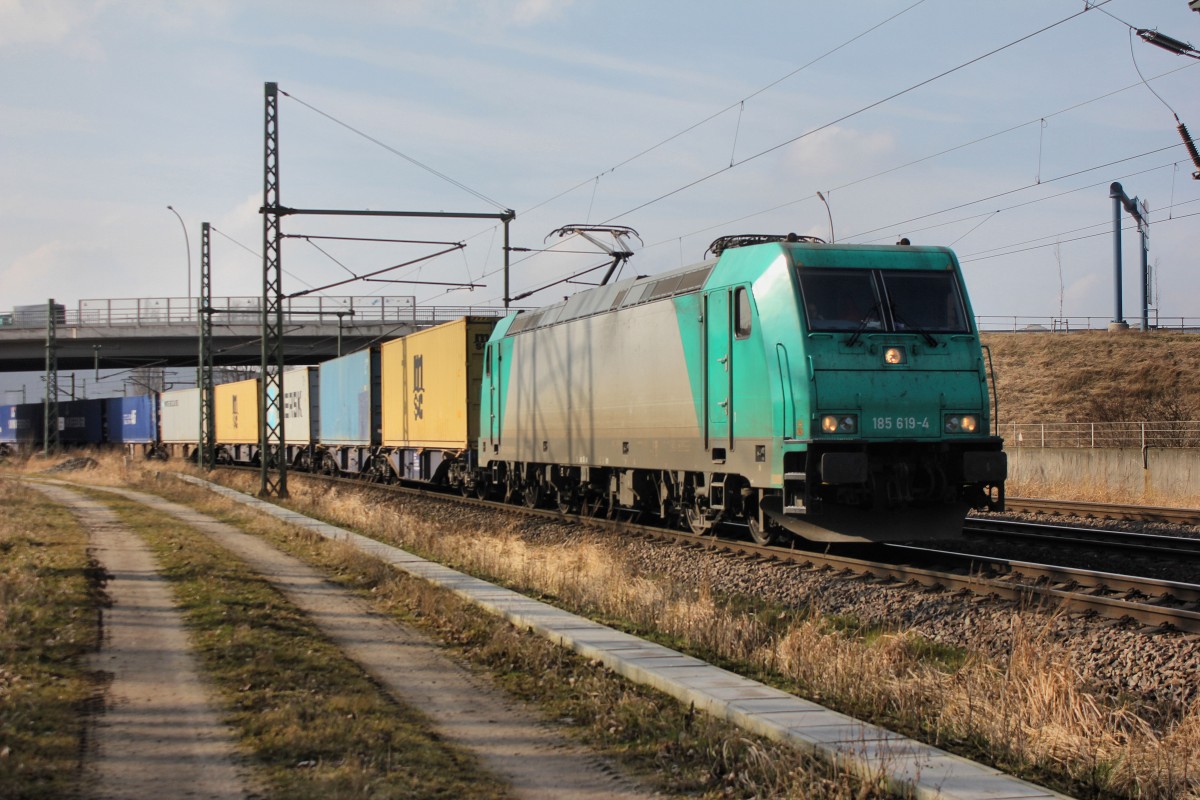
(0, 0, 104, 57)
(781, 125, 896, 182)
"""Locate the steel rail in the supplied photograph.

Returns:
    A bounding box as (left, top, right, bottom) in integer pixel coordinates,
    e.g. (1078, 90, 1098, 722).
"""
(963, 517, 1200, 560)
(215, 468, 1200, 634)
(1005, 497, 1200, 526)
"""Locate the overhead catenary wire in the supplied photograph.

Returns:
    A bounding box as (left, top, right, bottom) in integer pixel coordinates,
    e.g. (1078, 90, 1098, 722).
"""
(959, 209, 1200, 263)
(640, 59, 1199, 252)
(957, 196, 1200, 259)
(599, 1, 1114, 226)
(841, 141, 1185, 242)
(518, 0, 932, 218)
(278, 89, 509, 213)
(854, 158, 1184, 245)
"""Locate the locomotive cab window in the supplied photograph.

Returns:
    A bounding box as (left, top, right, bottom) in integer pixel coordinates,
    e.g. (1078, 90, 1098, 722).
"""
(879, 270, 969, 333)
(799, 267, 969, 335)
(798, 269, 881, 332)
(734, 287, 752, 339)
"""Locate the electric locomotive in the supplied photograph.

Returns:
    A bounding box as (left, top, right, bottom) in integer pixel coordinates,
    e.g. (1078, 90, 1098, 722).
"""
(476, 235, 1005, 543)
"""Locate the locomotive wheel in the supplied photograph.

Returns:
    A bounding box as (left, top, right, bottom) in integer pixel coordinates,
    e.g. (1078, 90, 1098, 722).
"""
(522, 482, 542, 508)
(579, 492, 604, 518)
(684, 504, 708, 535)
(746, 516, 777, 546)
(554, 487, 576, 515)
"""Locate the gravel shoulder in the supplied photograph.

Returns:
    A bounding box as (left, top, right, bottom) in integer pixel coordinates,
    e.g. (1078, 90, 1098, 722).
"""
(64, 482, 655, 800)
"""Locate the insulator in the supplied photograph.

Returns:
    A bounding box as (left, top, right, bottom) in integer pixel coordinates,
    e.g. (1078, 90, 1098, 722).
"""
(1178, 122, 1200, 180)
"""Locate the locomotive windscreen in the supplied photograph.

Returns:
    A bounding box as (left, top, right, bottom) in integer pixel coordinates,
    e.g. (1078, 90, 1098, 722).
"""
(879, 270, 969, 333)
(798, 269, 882, 332)
(798, 268, 969, 334)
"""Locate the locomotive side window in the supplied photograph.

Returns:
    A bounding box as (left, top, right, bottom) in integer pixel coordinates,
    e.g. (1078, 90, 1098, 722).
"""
(798, 269, 881, 332)
(879, 270, 969, 333)
(734, 287, 752, 339)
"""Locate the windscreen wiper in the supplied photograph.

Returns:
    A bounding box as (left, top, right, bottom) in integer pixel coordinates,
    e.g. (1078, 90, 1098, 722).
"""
(889, 304, 937, 347)
(846, 303, 881, 347)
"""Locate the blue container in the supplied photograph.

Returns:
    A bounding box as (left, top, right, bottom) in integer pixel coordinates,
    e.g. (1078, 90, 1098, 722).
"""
(319, 347, 381, 445)
(0, 403, 44, 445)
(57, 399, 105, 445)
(106, 396, 158, 444)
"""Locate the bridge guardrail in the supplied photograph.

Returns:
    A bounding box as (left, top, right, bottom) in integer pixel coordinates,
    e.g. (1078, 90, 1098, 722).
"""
(1, 297, 511, 328)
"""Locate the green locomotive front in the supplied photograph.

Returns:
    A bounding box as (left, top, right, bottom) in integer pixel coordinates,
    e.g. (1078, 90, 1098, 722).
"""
(746, 238, 1006, 542)
(478, 235, 1005, 544)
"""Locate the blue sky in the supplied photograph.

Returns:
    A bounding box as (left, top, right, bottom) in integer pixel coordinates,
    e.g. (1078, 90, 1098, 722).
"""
(1, 0, 1198, 344)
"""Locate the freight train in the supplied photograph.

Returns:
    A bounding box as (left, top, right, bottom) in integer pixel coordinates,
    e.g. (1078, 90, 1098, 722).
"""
(2, 236, 1005, 544)
(1, 396, 160, 459)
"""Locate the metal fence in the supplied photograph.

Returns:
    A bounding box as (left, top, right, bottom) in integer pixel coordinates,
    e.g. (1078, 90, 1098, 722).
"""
(1003, 421, 1200, 449)
(0, 296, 510, 328)
(976, 315, 1200, 332)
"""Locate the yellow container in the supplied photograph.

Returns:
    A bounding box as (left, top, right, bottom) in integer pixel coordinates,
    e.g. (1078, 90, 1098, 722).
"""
(381, 317, 496, 448)
(214, 377, 260, 445)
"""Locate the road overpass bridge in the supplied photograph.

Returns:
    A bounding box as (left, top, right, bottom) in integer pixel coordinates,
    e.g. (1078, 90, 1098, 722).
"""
(0, 296, 507, 372)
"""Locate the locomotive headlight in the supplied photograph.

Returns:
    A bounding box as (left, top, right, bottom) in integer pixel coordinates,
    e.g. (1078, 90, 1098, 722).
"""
(821, 414, 858, 434)
(944, 414, 979, 433)
(883, 346, 906, 365)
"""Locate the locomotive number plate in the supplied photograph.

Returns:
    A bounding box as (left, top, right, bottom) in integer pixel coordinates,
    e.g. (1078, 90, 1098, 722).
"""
(870, 415, 930, 432)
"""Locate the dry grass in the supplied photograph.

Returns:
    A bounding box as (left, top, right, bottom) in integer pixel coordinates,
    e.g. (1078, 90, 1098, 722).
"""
(237, 472, 1200, 800)
(0, 478, 103, 799)
(1003, 475, 1200, 508)
(983, 331, 1200, 425)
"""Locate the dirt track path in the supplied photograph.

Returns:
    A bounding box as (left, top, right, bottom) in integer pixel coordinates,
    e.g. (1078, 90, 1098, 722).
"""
(29, 483, 250, 800)
(52, 481, 653, 800)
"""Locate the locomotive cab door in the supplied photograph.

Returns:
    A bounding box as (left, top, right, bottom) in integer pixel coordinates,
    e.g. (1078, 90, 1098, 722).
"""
(484, 342, 500, 450)
(704, 288, 733, 459)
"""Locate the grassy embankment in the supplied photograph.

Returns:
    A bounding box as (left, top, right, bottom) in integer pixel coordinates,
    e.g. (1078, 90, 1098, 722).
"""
(0, 478, 102, 799)
(984, 330, 1200, 505)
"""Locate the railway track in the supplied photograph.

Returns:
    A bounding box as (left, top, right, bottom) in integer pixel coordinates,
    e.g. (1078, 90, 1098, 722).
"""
(222, 468, 1200, 636)
(1006, 497, 1200, 526)
(963, 517, 1200, 561)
